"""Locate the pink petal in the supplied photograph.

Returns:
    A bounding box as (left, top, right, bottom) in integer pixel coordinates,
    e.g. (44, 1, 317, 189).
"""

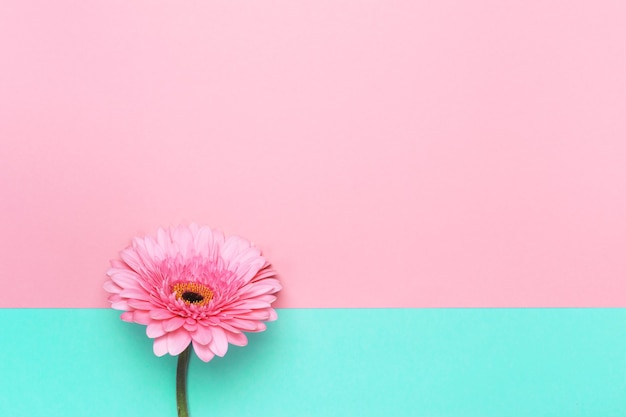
(184, 322, 197, 331)
(254, 294, 277, 303)
(206, 317, 220, 326)
(163, 316, 185, 332)
(252, 267, 277, 281)
(153, 336, 168, 357)
(259, 278, 282, 291)
(209, 326, 229, 357)
(217, 321, 241, 333)
(120, 248, 144, 273)
(156, 227, 174, 256)
(119, 288, 151, 301)
(108, 293, 122, 303)
(167, 328, 192, 356)
(191, 326, 213, 345)
(143, 236, 165, 261)
(120, 311, 133, 322)
(208, 229, 225, 264)
(147, 322, 166, 338)
(172, 225, 194, 258)
(111, 300, 129, 310)
(221, 236, 252, 260)
(149, 309, 175, 320)
(132, 310, 152, 325)
(228, 299, 272, 310)
(126, 299, 155, 310)
(108, 271, 143, 290)
(225, 331, 248, 347)
(221, 241, 266, 283)
(109, 259, 127, 269)
(183, 318, 197, 331)
(192, 341, 215, 362)
(222, 317, 259, 332)
(133, 239, 159, 270)
(232, 259, 265, 284)
(103, 281, 121, 294)
(237, 282, 281, 299)
(229, 310, 271, 321)
(234, 247, 264, 266)
(254, 322, 267, 332)
(193, 226, 212, 257)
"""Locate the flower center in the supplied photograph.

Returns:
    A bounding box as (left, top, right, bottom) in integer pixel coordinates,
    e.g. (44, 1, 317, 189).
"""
(172, 282, 213, 306)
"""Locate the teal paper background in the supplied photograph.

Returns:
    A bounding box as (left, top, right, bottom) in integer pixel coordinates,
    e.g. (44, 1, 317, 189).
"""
(1, 309, 624, 416)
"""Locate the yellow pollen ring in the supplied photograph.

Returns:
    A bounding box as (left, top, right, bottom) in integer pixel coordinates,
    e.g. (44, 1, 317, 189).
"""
(172, 282, 214, 306)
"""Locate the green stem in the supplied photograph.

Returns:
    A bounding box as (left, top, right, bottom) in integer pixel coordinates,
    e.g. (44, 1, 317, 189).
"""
(176, 345, 192, 417)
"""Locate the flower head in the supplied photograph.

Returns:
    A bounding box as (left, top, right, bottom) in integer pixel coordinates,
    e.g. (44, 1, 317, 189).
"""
(104, 224, 281, 362)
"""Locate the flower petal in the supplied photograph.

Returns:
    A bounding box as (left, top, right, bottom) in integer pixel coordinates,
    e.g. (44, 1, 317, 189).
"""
(208, 229, 225, 264)
(133, 239, 159, 270)
(108, 270, 143, 290)
(147, 322, 166, 338)
(232, 260, 265, 285)
(237, 281, 281, 299)
(156, 227, 175, 256)
(194, 226, 212, 257)
(209, 326, 229, 357)
(228, 310, 272, 321)
(217, 321, 241, 333)
(111, 300, 129, 310)
(228, 299, 272, 310)
(222, 317, 259, 332)
(132, 310, 152, 325)
(221, 236, 252, 260)
(167, 328, 191, 356)
(103, 280, 121, 294)
(153, 336, 168, 357)
(173, 225, 194, 258)
(225, 331, 248, 347)
(143, 236, 165, 261)
(163, 316, 185, 332)
(120, 248, 144, 273)
(192, 340, 215, 362)
(126, 299, 155, 310)
(184, 323, 197, 331)
(149, 309, 175, 320)
(253, 266, 277, 281)
(119, 288, 151, 301)
(191, 325, 213, 345)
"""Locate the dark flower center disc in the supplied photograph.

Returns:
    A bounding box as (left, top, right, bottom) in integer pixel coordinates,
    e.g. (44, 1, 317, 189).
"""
(172, 281, 214, 306)
(182, 291, 204, 303)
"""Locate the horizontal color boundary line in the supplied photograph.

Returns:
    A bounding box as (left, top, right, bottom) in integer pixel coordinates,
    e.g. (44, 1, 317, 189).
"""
(0, 309, 624, 416)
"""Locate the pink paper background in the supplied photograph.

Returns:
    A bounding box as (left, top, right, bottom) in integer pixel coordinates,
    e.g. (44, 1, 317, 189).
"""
(1, 1, 625, 308)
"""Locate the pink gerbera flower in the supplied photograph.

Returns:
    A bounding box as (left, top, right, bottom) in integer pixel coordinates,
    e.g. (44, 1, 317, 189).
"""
(104, 224, 281, 362)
